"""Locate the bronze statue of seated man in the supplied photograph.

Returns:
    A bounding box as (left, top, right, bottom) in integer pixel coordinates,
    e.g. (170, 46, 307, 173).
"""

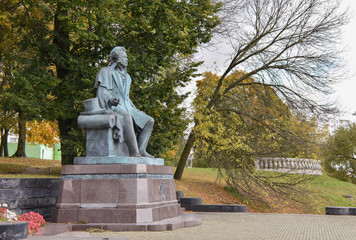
(93, 46, 154, 158)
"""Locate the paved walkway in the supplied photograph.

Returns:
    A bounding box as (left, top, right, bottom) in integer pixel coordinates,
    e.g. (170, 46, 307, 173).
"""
(28, 212, 356, 240)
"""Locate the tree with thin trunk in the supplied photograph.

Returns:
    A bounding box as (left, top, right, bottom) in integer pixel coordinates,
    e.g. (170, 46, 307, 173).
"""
(190, 71, 327, 203)
(175, 0, 349, 180)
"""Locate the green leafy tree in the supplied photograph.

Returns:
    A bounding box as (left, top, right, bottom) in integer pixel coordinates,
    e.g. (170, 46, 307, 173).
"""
(175, 0, 348, 179)
(1, 0, 220, 163)
(322, 124, 356, 183)
(0, 1, 58, 157)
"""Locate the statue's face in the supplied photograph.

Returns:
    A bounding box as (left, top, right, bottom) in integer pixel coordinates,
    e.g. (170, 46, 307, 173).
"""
(111, 50, 128, 67)
(111, 47, 128, 67)
(118, 50, 128, 67)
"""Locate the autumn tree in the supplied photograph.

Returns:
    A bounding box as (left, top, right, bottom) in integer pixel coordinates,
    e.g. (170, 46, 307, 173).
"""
(322, 124, 356, 183)
(26, 120, 60, 146)
(175, 0, 348, 179)
(192, 71, 326, 202)
(1, 0, 220, 163)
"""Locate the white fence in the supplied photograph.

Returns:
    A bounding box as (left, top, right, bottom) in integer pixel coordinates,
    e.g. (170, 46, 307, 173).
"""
(255, 158, 323, 175)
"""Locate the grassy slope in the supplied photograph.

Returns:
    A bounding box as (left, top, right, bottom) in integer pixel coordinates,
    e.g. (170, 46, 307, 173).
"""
(0, 158, 355, 214)
(0, 157, 61, 178)
(175, 168, 356, 214)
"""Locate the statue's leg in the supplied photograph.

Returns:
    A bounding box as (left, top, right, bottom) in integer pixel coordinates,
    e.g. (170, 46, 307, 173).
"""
(137, 116, 154, 158)
(121, 112, 140, 157)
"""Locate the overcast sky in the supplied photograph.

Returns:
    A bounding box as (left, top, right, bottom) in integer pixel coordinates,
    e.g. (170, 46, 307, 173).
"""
(193, 0, 356, 121)
(335, 0, 356, 120)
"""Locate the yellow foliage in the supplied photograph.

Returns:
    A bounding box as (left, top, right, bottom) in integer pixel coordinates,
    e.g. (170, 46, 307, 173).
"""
(193, 71, 324, 163)
(26, 120, 60, 146)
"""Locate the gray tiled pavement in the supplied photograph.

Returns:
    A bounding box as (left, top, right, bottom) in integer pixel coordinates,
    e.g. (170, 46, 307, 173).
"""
(29, 212, 356, 240)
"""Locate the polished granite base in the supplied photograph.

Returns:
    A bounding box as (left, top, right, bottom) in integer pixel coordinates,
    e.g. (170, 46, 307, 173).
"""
(52, 164, 188, 227)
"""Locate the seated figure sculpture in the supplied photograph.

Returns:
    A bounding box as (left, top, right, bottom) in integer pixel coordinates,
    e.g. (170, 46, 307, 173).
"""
(93, 46, 154, 158)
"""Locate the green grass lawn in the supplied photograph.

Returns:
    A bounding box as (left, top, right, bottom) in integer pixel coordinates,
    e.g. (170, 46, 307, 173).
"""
(0, 157, 355, 214)
(310, 175, 356, 212)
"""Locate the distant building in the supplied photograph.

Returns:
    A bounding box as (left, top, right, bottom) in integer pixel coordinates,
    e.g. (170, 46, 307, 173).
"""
(328, 116, 353, 133)
(6, 134, 61, 160)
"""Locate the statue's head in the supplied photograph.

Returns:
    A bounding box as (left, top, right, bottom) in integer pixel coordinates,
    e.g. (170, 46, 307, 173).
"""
(109, 46, 128, 67)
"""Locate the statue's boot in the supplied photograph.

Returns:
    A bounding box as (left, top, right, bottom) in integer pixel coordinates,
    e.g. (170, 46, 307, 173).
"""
(138, 117, 154, 158)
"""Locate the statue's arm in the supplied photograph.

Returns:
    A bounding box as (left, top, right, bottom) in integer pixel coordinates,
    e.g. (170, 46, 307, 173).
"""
(96, 85, 112, 110)
(95, 68, 118, 110)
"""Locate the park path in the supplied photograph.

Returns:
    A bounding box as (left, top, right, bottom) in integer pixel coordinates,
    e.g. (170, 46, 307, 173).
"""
(29, 212, 356, 240)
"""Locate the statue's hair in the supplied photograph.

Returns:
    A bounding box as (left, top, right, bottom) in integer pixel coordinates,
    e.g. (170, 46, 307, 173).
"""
(109, 46, 126, 63)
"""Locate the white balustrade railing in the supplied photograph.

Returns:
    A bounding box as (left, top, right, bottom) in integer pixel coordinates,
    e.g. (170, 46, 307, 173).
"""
(255, 158, 322, 175)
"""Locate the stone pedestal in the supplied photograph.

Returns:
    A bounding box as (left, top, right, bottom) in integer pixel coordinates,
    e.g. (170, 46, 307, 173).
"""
(53, 98, 202, 230)
(52, 163, 201, 230)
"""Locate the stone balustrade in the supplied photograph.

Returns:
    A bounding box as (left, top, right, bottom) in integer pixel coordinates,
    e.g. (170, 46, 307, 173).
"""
(255, 158, 323, 175)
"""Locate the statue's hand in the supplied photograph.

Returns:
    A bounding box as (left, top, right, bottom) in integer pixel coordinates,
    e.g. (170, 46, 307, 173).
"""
(109, 98, 119, 106)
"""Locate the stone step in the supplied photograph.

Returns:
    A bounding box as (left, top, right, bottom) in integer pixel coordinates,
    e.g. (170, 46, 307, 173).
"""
(71, 212, 203, 231)
(179, 197, 247, 213)
(0, 221, 28, 240)
(184, 204, 247, 213)
(180, 197, 203, 207)
(325, 206, 356, 215)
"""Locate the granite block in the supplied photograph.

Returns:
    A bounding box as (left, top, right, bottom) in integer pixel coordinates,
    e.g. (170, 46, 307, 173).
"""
(0, 179, 21, 189)
(116, 209, 136, 223)
(151, 207, 159, 222)
(78, 208, 117, 223)
(45, 179, 60, 189)
(136, 179, 148, 204)
(326, 207, 350, 215)
(0, 189, 20, 199)
(118, 179, 138, 204)
(57, 180, 80, 204)
(349, 207, 356, 215)
(0, 221, 28, 240)
(180, 197, 203, 207)
(23, 188, 52, 198)
(136, 208, 153, 223)
(22, 179, 47, 188)
(52, 208, 78, 223)
(184, 204, 247, 212)
(147, 165, 174, 175)
(80, 179, 119, 204)
(61, 165, 82, 175)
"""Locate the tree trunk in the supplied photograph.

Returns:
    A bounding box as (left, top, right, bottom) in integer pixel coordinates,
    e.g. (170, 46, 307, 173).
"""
(1, 127, 10, 157)
(175, 94, 220, 179)
(58, 118, 77, 165)
(0, 128, 4, 157)
(3, 128, 9, 157)
(174, 130, 196, 180)
(54, 3, 74, 165)
(13, 111, 27, 157)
